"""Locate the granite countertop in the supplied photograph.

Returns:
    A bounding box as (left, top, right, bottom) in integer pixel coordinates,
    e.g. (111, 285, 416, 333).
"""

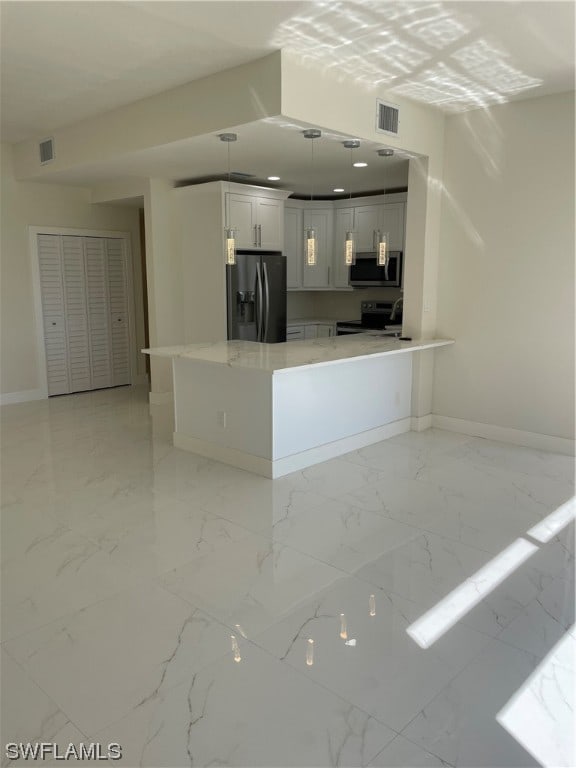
(143, 335, 454, 374)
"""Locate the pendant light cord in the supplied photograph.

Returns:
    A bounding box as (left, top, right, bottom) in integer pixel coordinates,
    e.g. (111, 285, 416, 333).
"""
(311, 138, 315, 203)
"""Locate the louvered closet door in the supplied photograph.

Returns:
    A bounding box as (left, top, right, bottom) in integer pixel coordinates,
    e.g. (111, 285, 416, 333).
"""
(61, 236, 91, 393)
(84, 238, 112, 389)
(38, 235, 69, 395)
(106, 239, 130, 386)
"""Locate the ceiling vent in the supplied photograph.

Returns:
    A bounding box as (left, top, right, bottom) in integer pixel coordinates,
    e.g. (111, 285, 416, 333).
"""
(376, 100, 400, 137)
(39, 138, 54, 164)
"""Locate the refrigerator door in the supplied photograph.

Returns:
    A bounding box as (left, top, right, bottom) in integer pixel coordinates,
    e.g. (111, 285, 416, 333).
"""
(261, 253, 287, 343)
(226, 252, 261, 341)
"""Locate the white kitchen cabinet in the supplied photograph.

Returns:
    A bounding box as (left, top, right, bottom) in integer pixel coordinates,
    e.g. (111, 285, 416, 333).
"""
(302, 207, 333, 289)
(286, 324, 305, 341)
(355, 205, 382, 252)
(284, 206, 303, 289)
(37, 234, 131, 396)
(227, 192, 283, 251)
(316, 323, 335, 337)
(304, 324, 317, 339)
(334, 194, 407, 256)
(381, 202, 406, 251)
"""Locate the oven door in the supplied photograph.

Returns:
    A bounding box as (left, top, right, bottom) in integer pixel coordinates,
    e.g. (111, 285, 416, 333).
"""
(349, 251, 402, 287)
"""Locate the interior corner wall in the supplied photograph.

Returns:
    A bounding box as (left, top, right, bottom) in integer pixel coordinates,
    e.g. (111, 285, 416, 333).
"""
(0, 142, 146, 399)
(433, 92, 575, 442)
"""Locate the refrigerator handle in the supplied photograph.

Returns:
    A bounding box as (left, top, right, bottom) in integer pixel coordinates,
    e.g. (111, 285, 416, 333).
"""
(263, 261, 270, 342)
(255, 262, 263, 341)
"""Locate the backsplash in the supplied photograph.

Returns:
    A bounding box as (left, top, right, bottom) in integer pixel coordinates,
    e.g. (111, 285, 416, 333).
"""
(287, 288, 401, 322)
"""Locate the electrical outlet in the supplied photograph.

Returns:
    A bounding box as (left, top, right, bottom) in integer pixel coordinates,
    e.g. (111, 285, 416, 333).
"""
(217, 410, 226, 428)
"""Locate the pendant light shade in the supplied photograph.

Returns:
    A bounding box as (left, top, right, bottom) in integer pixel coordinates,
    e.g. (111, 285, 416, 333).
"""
(220, 132, 238, 265)
(303, 129, 321, 267)
(342, 140, 360, 266)
(377, 231, 389, 266)
(344, 231, 356, 266)
(377, 148, 394, 267)
(305, 227, 317, 266)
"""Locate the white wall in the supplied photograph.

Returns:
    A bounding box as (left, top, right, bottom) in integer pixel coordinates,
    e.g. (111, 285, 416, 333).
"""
(0, 143, 146, 400)
(433, 92, 575, 442)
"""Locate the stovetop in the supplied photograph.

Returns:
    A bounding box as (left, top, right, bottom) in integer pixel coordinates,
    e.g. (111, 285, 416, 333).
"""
(337, 300, 402, 331)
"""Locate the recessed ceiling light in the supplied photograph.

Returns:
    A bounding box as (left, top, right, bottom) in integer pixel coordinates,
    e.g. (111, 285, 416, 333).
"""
(353, 162, 368, 168)
(267, 176, 280, 181)
(333, 187, 345, 192)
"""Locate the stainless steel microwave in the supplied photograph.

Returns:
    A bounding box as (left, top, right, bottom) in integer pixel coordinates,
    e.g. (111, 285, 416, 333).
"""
(349, 251, 402, 287)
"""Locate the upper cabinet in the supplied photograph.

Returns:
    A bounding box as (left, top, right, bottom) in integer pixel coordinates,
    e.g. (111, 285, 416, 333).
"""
(335, 196, 406, 253)
(227, 191, 284, 251)
(286, 193, 407, 291)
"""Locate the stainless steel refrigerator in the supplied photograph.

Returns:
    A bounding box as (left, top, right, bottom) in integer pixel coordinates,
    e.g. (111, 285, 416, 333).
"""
(227, 250, 286, 343)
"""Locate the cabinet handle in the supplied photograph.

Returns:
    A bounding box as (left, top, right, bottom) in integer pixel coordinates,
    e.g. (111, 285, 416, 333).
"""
(258, 224, 262, 247)
(253, 225, 258, 247)
(327, 266, 331, 285)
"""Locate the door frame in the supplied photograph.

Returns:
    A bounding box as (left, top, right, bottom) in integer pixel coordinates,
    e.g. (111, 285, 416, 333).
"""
(29, 226, 136, 398)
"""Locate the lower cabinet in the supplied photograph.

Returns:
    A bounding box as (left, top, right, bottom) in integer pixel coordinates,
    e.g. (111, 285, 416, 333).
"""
(287, 323, 335, 341)
(286, 325, 305, 341)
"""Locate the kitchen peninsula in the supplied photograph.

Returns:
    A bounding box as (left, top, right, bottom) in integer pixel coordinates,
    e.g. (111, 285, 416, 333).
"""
(145, 335, 454, 478)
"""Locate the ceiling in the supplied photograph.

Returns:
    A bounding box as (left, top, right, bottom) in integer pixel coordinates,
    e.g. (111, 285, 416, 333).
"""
(1, 1, 573, 196)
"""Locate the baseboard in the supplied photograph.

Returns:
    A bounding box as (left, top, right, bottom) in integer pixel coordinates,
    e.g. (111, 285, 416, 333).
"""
(174, 432, 273, 477)
(411, 414, 432, 432)
(431, 415, 575, 456)
(0, 388, 46, 405)
(149, 390, 173, 405)
(173, 418, 412, 478)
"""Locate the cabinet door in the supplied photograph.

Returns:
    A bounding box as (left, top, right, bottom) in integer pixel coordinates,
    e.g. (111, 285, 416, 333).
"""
(316, 324, 334, 337)
(228, 194, 257, 248)
(355, 205, 382, 252)
(304, 324, 317, 339)
(256, 197, 283, 250)
(302, 209, 332, 288)
(286, 325, 305, 341)
(284, 207, 303, 288)
(333, 208, 354, 288)
(382, 202, 406, 251)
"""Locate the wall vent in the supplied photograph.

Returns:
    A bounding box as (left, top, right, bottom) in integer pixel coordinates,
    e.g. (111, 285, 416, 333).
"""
(39, 138, 54, 164)
(376, 100, 400, 136)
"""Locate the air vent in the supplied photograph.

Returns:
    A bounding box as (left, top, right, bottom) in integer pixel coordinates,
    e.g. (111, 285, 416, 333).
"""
(376, 100, 400, 136)
(39, 138, 54, 164)
(231, 171, 255, 179)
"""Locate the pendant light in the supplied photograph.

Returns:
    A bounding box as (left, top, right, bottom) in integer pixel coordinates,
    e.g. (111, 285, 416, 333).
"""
(376, 148, 394, 266)
(220, 132, 238, 265)
(303, 129, 321, 266)
(342, 140, 360, 266)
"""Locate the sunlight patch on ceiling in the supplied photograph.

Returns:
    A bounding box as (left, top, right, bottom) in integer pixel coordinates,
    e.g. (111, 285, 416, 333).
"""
(273, 1, 543, 111)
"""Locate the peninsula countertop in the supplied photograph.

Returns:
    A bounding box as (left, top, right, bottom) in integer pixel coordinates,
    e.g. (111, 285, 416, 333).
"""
(143, 334, 454, 374)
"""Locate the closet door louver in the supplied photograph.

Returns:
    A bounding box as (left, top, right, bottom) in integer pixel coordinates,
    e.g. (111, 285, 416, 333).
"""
(106, 239, 130, 386)
(84, 238, 112, 389)
(61, 236, 91, 393)
(38, 235, 69, 395)
(37, 234, 131, 395)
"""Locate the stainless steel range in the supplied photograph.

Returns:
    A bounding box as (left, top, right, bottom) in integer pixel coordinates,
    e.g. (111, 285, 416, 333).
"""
(336, 300, 403, 336)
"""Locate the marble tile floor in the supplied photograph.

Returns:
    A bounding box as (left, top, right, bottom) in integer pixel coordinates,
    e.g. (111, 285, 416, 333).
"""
(1, 385, 574, 767)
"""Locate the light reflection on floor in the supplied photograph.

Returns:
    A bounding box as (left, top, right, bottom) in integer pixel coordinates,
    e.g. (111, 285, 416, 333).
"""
(1, 385, 574, 766)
